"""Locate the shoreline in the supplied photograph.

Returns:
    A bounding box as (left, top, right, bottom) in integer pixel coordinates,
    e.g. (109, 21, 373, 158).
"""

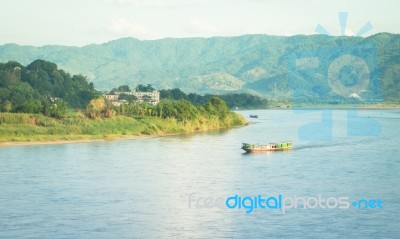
(240, 105, 400, 110)
(0, 134, 172, 147)
(0, 125, 247, 148)
(1, 105, 398, 147)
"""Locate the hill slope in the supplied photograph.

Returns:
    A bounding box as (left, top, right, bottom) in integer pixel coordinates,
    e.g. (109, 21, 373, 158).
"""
(0, 33, 399, 101)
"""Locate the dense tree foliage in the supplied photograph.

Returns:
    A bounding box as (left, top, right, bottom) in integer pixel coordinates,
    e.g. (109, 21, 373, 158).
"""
(103, 96, 233, 122)
(136, 84, 155, 92)
(0, 60, 98, 115)
(160, 88, 269, 109)
(160, 88, 188, 101)
(118, 93, 137, 103)
(111, 85, 131, 93)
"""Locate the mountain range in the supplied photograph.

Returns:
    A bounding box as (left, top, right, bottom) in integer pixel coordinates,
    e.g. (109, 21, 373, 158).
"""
(0, 33, 399, 101)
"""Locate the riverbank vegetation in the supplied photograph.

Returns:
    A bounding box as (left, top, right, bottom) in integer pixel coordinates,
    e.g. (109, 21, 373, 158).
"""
(0, 60, 246, 143)
(160, 88, 270, 109)
(0, 96, 246, 143)
(0, 110, 245, 143)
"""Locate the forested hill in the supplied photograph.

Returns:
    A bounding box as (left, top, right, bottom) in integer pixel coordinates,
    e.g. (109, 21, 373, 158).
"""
(0, 60, 98, 114)
(0, 33, 399, 101)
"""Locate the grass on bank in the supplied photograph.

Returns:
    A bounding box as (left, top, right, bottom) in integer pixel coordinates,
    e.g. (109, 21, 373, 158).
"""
(0, 111, 246, 143)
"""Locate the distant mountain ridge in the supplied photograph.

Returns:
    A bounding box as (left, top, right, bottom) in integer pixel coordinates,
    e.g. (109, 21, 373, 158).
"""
(0, 33, 399, 101)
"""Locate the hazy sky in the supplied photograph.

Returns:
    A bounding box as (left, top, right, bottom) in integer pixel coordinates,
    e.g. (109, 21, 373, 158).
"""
(0, 0, 398, 46)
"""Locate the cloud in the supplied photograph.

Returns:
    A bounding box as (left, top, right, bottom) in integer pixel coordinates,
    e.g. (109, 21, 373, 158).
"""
(101, 0, 199, 8)
(185, 18, 219, 36)
(102, 0, 144, 6)
(108, 18, 159, 39)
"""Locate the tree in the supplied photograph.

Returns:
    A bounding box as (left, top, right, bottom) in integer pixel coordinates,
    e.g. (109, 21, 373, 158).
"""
(18, 100, 43, 114)
(176, 99, 199, 121)
(0, 88, 11, 102)
(119, 93, 137, 103)
(204, 96, 229, 119)
(27, 59, 57, 72)
(188, 93, 210, 105)
(136, 84, 155, 92)
(171, 88, 188, 100)
(9, 82, 38, 109)
(156, 100, 176, 119)
(159, 89, 174, 99)
(48, 99, 68, 118)
(104, 108, 116, 118)
(160, 88, 188, 100)
(111, 85, 131, 93)
(3, 101, 12, 112)
(87, 97, 105, 118)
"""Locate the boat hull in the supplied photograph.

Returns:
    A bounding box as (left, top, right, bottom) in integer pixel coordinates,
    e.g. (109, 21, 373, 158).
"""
(241, 142, 292, 153)
(242, 147, 291, 153)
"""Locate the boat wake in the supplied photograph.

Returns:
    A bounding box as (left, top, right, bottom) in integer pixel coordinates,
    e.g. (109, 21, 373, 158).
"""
(293, 138, 374, 151)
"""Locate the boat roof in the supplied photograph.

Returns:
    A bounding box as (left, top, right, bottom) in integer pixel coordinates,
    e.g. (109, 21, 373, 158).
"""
(243, 141, 292, 145)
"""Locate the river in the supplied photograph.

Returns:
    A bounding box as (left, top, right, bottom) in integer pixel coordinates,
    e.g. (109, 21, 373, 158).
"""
(0, 109, 399, 238)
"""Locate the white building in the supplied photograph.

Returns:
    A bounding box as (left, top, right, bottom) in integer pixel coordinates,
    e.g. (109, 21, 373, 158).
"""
(105, 94, 118, 101)
(105, 91, 160, 106)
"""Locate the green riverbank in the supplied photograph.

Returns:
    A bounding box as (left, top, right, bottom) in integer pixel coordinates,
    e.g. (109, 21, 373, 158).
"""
(0, 111, 246, 145)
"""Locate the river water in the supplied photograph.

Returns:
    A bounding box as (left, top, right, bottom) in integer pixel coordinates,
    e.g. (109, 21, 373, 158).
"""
(0, 109, 399, 238)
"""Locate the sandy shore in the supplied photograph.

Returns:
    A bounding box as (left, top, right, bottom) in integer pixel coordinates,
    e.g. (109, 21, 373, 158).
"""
(0, 134, 165, 147)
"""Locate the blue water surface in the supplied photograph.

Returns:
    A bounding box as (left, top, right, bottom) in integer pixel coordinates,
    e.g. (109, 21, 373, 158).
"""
(0, 109, 399, 238)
